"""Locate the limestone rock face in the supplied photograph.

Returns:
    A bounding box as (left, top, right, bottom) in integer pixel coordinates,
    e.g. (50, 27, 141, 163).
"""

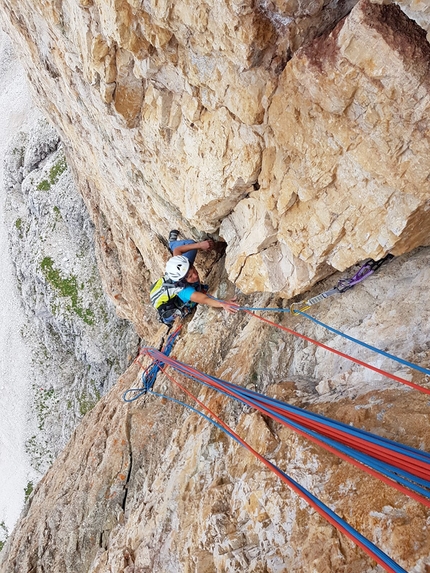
(0, 0, 429, 335)
(224, 0, 430, 295)
(0, 0, 430, 568)
(1, 0, 430, 570)
(1, 247, 430, 573)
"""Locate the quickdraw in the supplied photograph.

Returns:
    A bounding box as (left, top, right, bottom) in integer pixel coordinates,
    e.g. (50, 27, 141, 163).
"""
(290, 254, 394, 314)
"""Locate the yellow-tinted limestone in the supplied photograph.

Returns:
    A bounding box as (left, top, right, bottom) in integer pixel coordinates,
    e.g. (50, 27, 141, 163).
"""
(0, 3, 430, 569)
(2, 0, 429, 333)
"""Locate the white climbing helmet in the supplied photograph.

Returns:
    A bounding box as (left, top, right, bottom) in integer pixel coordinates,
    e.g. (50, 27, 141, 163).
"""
(165, 255, 190, 282)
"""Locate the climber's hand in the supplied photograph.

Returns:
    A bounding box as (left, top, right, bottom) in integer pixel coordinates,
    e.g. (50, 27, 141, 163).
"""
(222, 298, 240, 314)
(198, 240, 216, 250)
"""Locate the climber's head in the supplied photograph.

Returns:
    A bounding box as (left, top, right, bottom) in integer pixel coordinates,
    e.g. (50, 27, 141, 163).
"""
(165, 255, 190, 282)
(165, 255, 200, 283)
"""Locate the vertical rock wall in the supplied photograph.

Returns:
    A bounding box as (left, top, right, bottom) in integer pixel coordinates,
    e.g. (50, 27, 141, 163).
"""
(0, 2, 429, 570)
(223, 0, 430, 295)
(0, 0, 429, 336)
(1, 247, 430, 573)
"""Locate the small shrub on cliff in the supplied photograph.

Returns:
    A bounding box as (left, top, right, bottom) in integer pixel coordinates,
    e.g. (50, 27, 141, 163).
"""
(25, 434, 54, 472)
(77, 381, 101, 417)
(15, 218, 23, 238)
(24, 481, 33, 502)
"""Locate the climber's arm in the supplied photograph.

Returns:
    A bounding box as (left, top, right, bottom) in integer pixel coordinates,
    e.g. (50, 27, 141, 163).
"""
(190, 291, 239, 314)
(172, 240, 215, 256)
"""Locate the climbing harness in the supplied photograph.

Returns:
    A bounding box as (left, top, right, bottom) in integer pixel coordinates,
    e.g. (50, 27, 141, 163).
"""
(290, 253, 394, 314)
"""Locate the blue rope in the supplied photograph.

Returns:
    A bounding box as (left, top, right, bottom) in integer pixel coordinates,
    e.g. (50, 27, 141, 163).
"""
(142, 350, 430, 495)
(224, 382, 430, 463)
(230, 302, 430, 379)
(159, 355, 430, 464)
(241, 399, 430, 497)
(238, 306, 291, 312)
(148, 371, 407, 572)
(298, 311, 430, 377)
(271, 461, 407, 573)
(183, 365, 430, 494)
(123, 329, 181, 403)
(148, 391, 241, 445)
(181, 369, 430, 495)
(128, 345, 413, 570)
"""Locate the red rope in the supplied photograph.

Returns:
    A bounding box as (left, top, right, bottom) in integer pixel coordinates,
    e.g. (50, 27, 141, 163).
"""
(159, 365, 405, 573)
(242, 309, 430, 395)
(141, 349, 430, 508)
(264, 403, 430, 478)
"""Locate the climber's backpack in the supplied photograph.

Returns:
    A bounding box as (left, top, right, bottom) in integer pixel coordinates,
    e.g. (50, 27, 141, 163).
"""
(150, 277, 189, 324)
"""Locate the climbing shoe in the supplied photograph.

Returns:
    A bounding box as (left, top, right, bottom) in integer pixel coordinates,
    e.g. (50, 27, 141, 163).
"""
(168, 229, 179, 243)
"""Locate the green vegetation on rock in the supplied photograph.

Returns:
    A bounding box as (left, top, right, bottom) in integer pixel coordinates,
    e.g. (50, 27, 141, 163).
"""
(77, 382, 101, 416)
(40, 256, 94, 325)
(33, 385, 56, 431)
(15, 218, 23, 239)
(25, 434, 54, 472)
(24, 481, 34, 503)
(37, 155, 67, 191)
(37, 179, 51, 191)
(0, 521, 9, 552)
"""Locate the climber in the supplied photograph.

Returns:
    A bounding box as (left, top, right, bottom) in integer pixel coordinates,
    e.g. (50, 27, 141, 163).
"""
(150, 230, 239, 325)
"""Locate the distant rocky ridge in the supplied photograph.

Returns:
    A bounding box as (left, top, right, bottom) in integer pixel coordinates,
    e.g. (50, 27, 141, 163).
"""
(4, 117, 138, 473)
